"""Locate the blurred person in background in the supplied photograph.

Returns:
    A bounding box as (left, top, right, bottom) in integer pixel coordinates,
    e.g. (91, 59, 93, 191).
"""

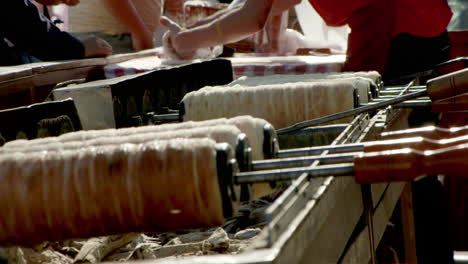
(0, 0, 112, 66)
(66, 0, 184, 53)
(162, 0, 452, 81)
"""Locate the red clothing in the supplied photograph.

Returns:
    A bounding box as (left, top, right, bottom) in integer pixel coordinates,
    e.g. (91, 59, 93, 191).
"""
(307, 0, 371, 27)
(395, 0, 452, 38)
(309, 0, 452, 38)
(308, 0, 453, 74)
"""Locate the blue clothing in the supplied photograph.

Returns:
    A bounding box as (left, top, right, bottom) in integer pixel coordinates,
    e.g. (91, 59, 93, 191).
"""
(0, 0, 85, 66)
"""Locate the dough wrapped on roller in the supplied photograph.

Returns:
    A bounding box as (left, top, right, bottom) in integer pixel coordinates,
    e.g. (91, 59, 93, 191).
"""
(226, 116, 270, 159)
(0, 138, 223, 247)
(3, 119, 229, 148)
(3, 119, 275, 200)
(3, 116, 273, 160)
(1, 125, 242, 159)
(182, 80, 358, 129)
(3, 123, 273, 198)
(229, 73, 380, 104)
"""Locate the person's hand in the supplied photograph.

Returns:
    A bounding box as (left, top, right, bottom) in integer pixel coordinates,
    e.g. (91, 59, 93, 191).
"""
(160, 16, 195, 59)
(82, 36, 113, 58)
(34, 0, 80, 6)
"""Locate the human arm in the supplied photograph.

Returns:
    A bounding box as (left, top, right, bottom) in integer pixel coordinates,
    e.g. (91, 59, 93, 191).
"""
(0, 0, 111, 61)
(186, 4, 243, 29)
(100, 0, 155, 50)
(162, 0, 275, 59)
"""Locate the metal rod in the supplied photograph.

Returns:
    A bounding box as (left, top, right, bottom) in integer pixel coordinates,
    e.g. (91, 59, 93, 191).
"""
(167, 109, 180, 114)
(381, 85, 425, 91)
(361, 100, 432, 109)
(378, 89, 425, 96)
(152, 113, 180, 122)
(277, 89, 427, 135)
(234, 163, 355, 184)
(280, 124, 349, 136)
(277, 143, 365, 158)
(371, 97, 429, 102)
(251, 152, 359, 170)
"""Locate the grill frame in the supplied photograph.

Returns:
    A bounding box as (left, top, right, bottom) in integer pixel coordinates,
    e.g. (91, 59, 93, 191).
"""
(106, 84, 417, 264)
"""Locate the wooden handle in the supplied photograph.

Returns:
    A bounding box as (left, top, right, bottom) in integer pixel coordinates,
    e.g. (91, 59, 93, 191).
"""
(364, 134, 468, 152)
(434, 57, 468, 76)
(380, 126, 468, 140)
(364, 137, 430, 152)
(355, 143, 468, 184)
(432, 92, 468, 112)
(427, 68, 468, 100)
(355, 149, 423, 184)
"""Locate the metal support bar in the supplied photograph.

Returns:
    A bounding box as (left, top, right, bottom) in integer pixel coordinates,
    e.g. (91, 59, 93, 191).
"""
(379, 87, 425, 94)
(277, 143, 365, 158)
(362, 100, 432, 109)
(371, 97, 429, 102)
(234, 163, 355, 184)
(382, 85, 425, 91)
(251, 152, 358, 170)
(152, 113, 180, 122)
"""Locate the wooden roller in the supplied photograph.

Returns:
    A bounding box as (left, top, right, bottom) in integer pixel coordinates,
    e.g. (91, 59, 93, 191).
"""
(4, 117, 238, 147)
(0, 138, 224, 247)
(278, 69, 468, 134)
(5, 131, 461, 247)
(2, 124, 272, 201)
(0, 125, 243, 157)
(182, 79, 360, 129)
(4, 116, 276, 160)
(229, 74, 379, 103)
(4, 117, 279, 201)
